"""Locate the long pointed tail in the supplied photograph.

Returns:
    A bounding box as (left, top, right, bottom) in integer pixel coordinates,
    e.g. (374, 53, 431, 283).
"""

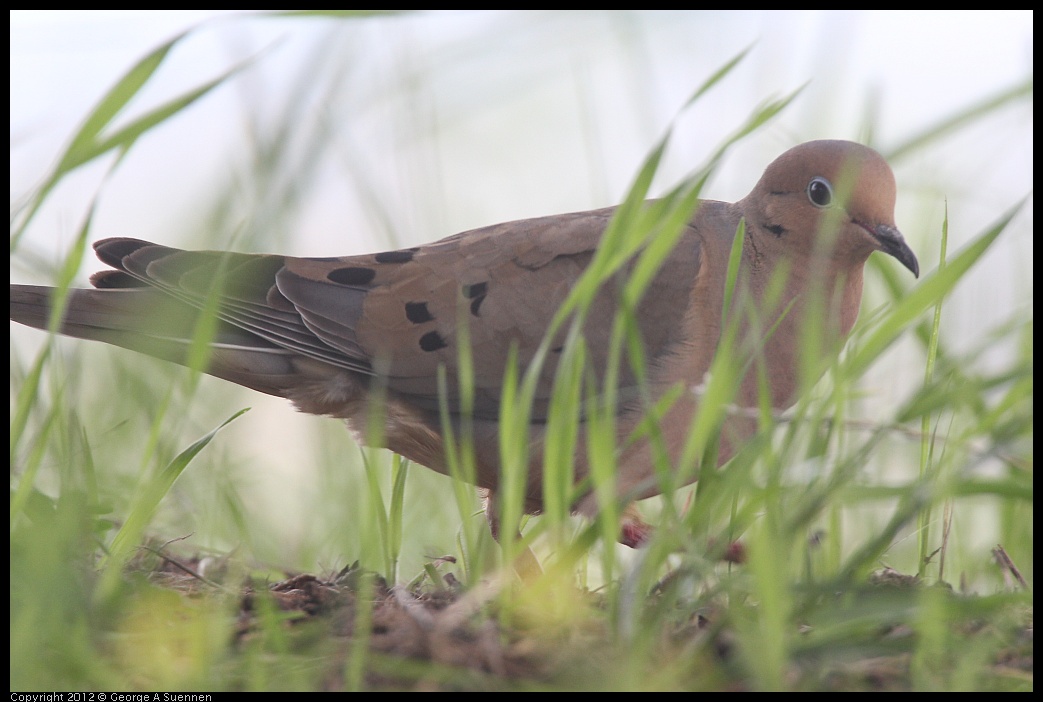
(11, 284, 300, 397)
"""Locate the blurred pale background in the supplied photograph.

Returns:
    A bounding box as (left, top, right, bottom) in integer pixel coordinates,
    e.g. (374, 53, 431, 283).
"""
(10, 11, 1032, 573)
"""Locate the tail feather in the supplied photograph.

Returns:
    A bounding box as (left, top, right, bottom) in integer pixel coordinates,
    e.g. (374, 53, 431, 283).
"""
(10, 284, 301, 397)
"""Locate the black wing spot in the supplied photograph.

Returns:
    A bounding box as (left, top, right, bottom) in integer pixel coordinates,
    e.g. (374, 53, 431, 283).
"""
(328, 267, 376, 286)
(375, 248, 419, 264)
(419, 331, 448, 352)
(405, 301, 435, 324)
(463, 282, 488, 317)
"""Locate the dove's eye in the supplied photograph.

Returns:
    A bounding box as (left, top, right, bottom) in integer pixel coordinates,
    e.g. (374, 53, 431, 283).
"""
(806, 177, 834, 208)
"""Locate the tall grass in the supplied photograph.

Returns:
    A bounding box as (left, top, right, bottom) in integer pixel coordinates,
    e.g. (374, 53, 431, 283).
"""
(10, 12, 1031, 691)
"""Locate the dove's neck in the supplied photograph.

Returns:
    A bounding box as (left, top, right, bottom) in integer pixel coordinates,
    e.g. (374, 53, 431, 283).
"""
(733, 236, 868, 411)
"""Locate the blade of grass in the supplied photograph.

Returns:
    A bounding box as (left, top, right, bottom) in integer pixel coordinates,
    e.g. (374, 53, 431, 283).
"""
(13, 29, 263, 245)
(98, 409, 249, 601)
(845, 199, 1022, 379)
(917, 204, 949, 578)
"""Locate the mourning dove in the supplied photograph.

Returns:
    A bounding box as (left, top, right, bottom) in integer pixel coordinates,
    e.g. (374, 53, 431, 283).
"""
(10, 140, 918, 536)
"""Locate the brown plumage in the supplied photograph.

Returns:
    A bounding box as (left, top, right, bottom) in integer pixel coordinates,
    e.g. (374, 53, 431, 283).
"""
(10, 140, 918, 525)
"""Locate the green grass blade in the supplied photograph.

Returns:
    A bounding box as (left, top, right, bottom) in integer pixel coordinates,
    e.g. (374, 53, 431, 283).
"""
(845, 199, 1023, 378)
(886, 78, 1033, 161)
(917, 204, 949, 577)
(13, 30, 259, 245)
(99, 409, 249, 597)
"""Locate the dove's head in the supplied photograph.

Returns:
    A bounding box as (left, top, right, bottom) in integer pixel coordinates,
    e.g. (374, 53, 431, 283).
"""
(743, 140, 919, 278)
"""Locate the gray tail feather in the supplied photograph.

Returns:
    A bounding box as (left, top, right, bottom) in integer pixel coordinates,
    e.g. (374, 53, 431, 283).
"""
(10, 284, 301, 397)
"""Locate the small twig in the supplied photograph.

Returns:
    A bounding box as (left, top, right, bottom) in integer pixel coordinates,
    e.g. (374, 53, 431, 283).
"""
(938, 499, 953, 583)
(138, 542, 234, 593)
(992, 544, 1028, 590)
(157, 533, 195, 549)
